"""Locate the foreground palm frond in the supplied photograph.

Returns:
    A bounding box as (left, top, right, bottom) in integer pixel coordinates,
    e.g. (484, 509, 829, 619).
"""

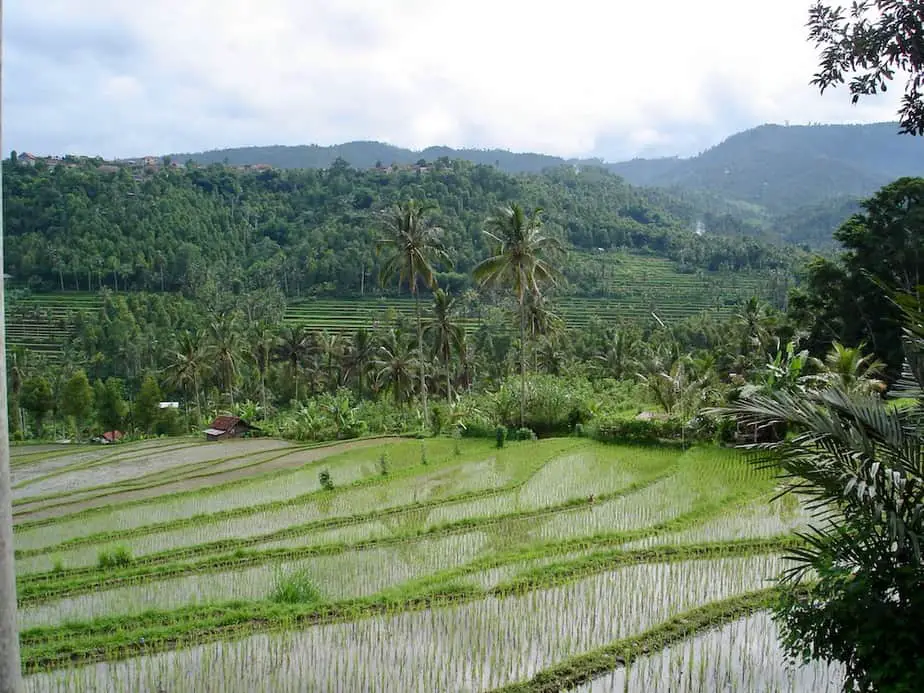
(722, 385, 924, 692)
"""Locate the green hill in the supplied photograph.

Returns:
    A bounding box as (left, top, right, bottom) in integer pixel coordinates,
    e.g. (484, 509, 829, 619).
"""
(172, 123, 924, 246)
(607, 122, 924, 214)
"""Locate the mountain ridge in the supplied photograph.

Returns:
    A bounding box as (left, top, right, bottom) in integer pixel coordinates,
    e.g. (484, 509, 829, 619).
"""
(171, 122, 924, 238)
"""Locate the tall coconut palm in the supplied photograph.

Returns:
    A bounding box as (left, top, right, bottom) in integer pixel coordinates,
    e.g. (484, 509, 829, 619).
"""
(249, 324, 276, 418)
(374, 328, 419, 407)
(424, 288, 465, 401)
(344, 328, 377, 397)
(317, 331, 344, 393)
(275, 325, 311, 402)
(378, 200, 451, 428)
(473, 204, 563, 427)
(163, 330, 209, 424)
(207, 318, 242, 405)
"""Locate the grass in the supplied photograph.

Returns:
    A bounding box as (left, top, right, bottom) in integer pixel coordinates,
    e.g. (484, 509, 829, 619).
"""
(12, 435, 830, 690)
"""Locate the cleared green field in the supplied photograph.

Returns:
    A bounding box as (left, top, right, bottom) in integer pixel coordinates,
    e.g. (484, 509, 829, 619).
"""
(11, 435, 833, 691)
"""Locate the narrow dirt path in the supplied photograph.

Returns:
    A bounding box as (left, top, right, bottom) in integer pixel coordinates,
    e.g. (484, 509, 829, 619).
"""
(15, 437, 400, 524)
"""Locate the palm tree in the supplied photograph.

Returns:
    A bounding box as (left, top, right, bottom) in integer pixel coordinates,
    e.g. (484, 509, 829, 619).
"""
(374, 328, 419, 407)
(207, 318, 242, 405)
(596, 328, 638, 380)
(249, 324, 276, 418)
(424, 288, 465, 401)
(318, 331, 344, 392)
(344, 328, 377, 397)
(275, 325, 311, 402)
(163, 330, 209, 424)
(810, 341, 886, 394)
(724, 375, 924, 690)
(473, 204, 563, 427)
(378, 200, 451, 428)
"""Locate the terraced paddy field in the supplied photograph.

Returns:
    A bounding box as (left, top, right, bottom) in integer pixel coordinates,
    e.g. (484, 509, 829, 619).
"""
(10, 434, 838, 691)
(5, 254, 781, 357)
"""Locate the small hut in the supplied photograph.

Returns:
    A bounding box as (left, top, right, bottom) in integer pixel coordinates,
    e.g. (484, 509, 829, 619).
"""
(203, 415, 255, 441)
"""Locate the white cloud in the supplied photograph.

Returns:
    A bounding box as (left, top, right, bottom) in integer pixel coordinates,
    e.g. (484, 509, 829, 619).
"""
(4, 0, 906, 160)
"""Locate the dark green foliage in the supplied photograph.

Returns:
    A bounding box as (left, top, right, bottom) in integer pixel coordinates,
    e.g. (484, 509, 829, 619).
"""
(318, 469, 334, 491)
(20, 375, 54, 432)
(791, 177, 924, 378)
(495, 426, 506, 448)
(728, 303, 924, 691)
(154, 407, 184, 436)
(134, 375, 162, 434)
(94, 378, 127, 432)
(572, 422, 584, 437)
(419, 441, 428, 465)
(592, 417, 682, 445)
(96, 546, 132, 570)
(60, 369, 94, 433)
(377, 450, 389, 476)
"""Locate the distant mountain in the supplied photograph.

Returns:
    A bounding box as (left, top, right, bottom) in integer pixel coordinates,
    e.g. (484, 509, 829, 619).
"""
(171, 122, 924, 246)
(606, 123, 924, 214)
(172, 140, 600, 175)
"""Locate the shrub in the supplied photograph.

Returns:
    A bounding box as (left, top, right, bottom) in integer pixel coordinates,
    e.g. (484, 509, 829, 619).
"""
(52, 558, 64, 573)
(430, 403, 446, 436)
(492, 375, 594, 436)
(515, 427, 537, 441)
(318, 469, 334, 491)
(495, 425, 507, 448)
(592, 417, 682, 445)
(97, 545, 132, 569)
(420, 441, 428, 465)
(270, 568, 322, 604)
(451, 426, 463, 456)
(573, 422, 585, 437)
(378, 450, 389, 476)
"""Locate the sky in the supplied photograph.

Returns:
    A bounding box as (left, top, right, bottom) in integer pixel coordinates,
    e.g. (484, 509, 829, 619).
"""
(4, 0, 906, 162)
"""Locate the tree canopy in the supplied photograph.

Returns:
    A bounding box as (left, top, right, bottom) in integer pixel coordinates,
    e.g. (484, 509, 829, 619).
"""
(809, 0, 924, 135)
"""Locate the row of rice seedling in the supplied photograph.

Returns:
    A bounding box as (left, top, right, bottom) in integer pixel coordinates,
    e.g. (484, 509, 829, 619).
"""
(15, 439, 292, 502)
(10, 439, 189, 488)
(621, 493, 816, 550)
(22, 554, 784, 691)
(572, 611, 844, 692)
(19, 533, 491, 628)
(14, 438, 464, 551)
(15, 438, 555, 570)
(16, 453, 510, 575)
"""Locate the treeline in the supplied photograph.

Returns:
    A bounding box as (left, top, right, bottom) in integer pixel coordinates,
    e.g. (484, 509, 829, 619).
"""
(2, 156, 793, 302)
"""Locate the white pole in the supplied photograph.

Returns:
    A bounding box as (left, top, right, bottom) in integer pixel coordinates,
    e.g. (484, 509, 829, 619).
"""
(0, 0, 25, 686)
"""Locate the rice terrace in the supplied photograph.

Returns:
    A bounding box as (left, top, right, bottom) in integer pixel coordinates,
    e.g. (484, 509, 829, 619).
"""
(5, 0, 924, 690)
(10, 434, 844, 691)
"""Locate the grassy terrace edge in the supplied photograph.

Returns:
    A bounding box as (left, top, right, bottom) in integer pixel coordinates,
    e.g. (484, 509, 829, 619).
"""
(19, 539, 792, 672)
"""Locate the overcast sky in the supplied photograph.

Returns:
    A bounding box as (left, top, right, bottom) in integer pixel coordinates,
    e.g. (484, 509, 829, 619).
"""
(4, 0, 905, 162)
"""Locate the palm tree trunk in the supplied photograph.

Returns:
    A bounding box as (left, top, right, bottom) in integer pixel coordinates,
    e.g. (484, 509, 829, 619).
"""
(261, 371, 267, 419)
(519, 293, 526, 429)
(415, 288, 429, 428)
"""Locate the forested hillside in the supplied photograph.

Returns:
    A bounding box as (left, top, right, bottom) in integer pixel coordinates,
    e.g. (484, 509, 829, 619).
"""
(172, 123, 923, 248)
(1, 157, 792, 300)
(609, 123, 924, 213)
